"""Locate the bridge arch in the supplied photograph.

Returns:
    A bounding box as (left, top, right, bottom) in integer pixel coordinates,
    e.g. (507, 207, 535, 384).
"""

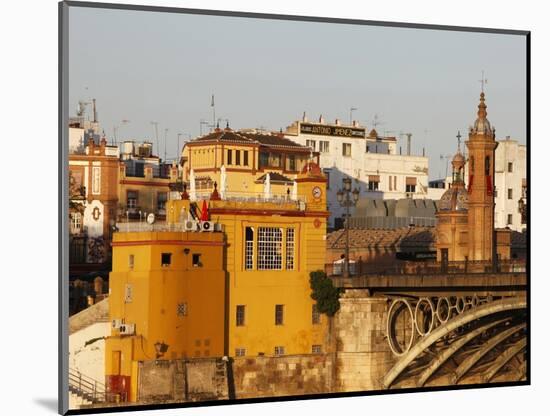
(383, 296, 526, 389)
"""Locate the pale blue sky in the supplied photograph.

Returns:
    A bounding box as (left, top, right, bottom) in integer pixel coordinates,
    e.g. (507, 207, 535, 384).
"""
(69, 6, 526, 179)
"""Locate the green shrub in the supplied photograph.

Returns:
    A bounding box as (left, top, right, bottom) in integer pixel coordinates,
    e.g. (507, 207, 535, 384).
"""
(309, 270, 342, 317)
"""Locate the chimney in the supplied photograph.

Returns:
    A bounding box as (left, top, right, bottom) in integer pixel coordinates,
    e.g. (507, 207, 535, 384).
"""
(302, 112, 308, 122)
(352, 120, 358, 127)
(335, 118, 341, 126)
(406, 133, 412, 156)
(319, 114, 324, 124)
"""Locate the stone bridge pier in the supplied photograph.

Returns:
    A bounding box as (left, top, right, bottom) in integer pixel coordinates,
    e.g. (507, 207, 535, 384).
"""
(334, 290, 395, 391)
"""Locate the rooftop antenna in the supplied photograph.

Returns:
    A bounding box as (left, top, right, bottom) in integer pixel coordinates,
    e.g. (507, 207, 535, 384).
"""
(150, 121, 159, 156)
(164, 128, 169, 161)
(211, 94, 216, 129)
(479, 70, 488, 93)
(440, 153, 452, 178)
(177, 133, 182, 160)
(92, 98, 97, 123)
(349, 107, 358, 125)
(200, 119, 209, 135)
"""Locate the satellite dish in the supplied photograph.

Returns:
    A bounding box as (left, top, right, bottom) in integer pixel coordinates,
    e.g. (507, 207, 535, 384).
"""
(147, 213, 155, 224)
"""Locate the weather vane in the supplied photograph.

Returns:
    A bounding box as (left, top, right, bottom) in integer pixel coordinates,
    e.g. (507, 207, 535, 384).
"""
(479, 70, 488, 93)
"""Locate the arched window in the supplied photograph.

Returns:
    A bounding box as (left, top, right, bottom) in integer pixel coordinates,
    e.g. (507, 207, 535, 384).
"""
(485, 156, 490, 175)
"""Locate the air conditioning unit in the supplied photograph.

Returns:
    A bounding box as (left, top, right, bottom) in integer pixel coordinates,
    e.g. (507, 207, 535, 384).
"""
(184, 220, 198, 231)
(200, 221, 214, 232)
(111, 319, 123, 329)
(119, 323, 135, 335)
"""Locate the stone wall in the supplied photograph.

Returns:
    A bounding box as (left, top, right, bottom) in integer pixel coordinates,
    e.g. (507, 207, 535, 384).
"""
(232, 354, 333, 399)
(137, 358, 228, 403)
(334, 290, 395, 392)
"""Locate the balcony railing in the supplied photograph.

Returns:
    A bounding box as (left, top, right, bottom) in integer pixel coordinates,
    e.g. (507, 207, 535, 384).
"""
(325, 258, 526, 277)
(187, 190, 307, 205)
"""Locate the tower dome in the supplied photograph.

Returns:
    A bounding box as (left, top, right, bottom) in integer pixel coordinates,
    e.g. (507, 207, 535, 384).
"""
(472, 92, 492, 135)
(438, 187, 468, 211)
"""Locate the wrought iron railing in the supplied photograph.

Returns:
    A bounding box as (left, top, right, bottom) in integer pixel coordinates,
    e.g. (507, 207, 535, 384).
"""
(68, 368, 120, 404)
(325, 259, 526, 277)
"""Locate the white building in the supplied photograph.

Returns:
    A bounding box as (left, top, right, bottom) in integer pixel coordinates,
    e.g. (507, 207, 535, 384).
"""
(492, 138, 527, 231)
(284, 115, 430, 228)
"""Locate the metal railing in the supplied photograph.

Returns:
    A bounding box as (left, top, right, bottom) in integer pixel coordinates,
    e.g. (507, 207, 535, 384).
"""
(325, 259, 526, 277)
(190, 190, 307, 205)
(68, 368, 117, 404)
(115, 222, 197, 233)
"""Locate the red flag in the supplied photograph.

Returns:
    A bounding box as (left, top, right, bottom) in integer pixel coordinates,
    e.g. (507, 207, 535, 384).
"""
(200, 200, 209, 221)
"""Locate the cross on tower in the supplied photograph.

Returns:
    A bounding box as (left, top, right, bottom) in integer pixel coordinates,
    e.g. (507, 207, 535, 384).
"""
(456, 130, 462, 152)
(479, 70, 488, 93)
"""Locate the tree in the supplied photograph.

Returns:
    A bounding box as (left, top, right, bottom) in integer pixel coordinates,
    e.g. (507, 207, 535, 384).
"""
(309, 270, 342, 317)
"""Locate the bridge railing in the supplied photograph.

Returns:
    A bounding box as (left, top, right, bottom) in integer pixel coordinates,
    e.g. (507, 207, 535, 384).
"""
(325, 259, 526, 277)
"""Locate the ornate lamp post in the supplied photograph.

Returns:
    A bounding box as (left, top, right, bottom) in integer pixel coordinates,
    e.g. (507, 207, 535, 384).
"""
(336, 176, 360, 277)
(518, 197, 526, 225)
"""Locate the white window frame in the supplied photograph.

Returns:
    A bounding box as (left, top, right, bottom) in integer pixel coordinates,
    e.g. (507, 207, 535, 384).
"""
(257, 227, 283, 270)
(285, 228, 295, 270)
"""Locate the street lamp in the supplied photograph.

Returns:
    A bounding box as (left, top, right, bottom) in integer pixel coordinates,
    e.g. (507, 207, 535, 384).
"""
(518, 197, 526, 225)
(337, 176, 360, 277)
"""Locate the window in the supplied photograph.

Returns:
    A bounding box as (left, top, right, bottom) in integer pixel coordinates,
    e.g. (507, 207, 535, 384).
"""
(157, 192, 167, 212)
(243, 151, 249, 166)
(287, 155, 296, 171)
(389, 176, 392, 191)
(319, 141, 329, 153)
(127, 190, 138, 209)
(259, 152, 269, 168)
(274, 346, 285, 356)
(177, 302, 188, 317)
(257, 227, 283, 270)
(70, 212, 82, 234)
(245, 227, 254, 270)
(236, 305, 245, 326)
(275, 304, 284, 325)
(368, 179, 379, 191)
(508, 189, 513, 200)
(128, 254, 134, 269)
(342, 143, 352, 157)
(406, 177, 417, 193)
(92, 166, 101, 195)
(161, 253, 172, 267)
(312, 304, 320, 324)
(507, 214, 513, 225)
(236, 150, 241, 166)
(485, 156, 491, 175)
(227, 149, 233, 165)
(235, 348, 246, 357)
(508, 162, 513, 173)
(286, 228, 295, 270)
(323, 169, 331, 189)
(306, 140, 316, 151)
(312, 345, 322, 354)
(192, 253, 202, 267)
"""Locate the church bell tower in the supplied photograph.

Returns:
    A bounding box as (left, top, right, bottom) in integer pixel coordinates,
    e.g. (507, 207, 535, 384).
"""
(466, 91, 498, 261)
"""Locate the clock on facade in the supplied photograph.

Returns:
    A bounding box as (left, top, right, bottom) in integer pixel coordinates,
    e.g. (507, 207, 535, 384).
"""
(312, 186, 322, 200)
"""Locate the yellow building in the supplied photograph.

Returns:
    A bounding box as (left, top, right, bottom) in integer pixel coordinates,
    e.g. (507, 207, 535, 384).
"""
(105, 230, 226, 401)
(181, 126, 318, 199)
(168, 158, 329, 358)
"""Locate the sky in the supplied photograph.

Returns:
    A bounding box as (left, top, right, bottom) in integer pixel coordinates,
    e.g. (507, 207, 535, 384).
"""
(68, 6, 527, 179)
